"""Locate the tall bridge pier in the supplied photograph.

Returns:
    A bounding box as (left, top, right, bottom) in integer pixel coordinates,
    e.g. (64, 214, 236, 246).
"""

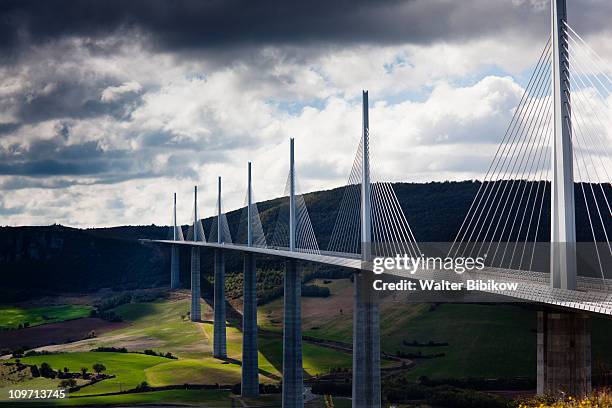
(190, 186, 201, 322)
(352, 90, 382, 408)
(242, 162, 259, 397)
(214, 177, 228, 359)
(537, 311, 591, 396)
(538, 0, 591, 397)
(282, 138, 304, 408)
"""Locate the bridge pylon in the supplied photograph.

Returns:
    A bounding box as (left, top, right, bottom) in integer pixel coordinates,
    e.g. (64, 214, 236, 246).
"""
(214, 176, 228, 359)
(282, 138, 304, 408)
(352, 90, 381, 408)
(550, 0, 576, 291)
(190, 186, 201, 322)
(242, 162, 259, 397)
(538, 0, 591, 398)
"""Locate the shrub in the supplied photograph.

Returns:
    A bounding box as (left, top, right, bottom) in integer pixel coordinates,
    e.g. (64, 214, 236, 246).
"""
(135, 381, 150, 391)
(517, 388, 612, 407)
(59, 378, 77, 388)
(91, 346, 127, 353)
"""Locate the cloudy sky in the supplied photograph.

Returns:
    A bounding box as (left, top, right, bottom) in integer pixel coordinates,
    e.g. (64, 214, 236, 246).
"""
(0, 0, 611, 227)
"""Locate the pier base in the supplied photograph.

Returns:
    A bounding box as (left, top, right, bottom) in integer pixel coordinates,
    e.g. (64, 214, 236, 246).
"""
(190, 247, 200, 321)
(170, 245, 180, 289)
(537, 311, 591, 397)
(213, 249, 227, 359)
(352, 271, 381, 408)
(282, 260, 303, 408)
(241, 253, 259, 397)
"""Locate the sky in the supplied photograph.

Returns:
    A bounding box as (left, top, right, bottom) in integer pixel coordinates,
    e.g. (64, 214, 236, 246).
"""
(0, 0, 611, 227)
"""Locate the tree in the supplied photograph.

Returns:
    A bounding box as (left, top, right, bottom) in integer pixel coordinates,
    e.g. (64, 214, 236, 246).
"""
(80, 367, 88, 377)
(39, 362, 55, 378)
(92, 363, 106, 374)
(63, 367, 69, 373)
(30, 365, 40, 378)
(136, 381, 150, 391)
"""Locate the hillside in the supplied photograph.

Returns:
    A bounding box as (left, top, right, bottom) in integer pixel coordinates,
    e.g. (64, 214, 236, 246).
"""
(0, 180, 608, 298)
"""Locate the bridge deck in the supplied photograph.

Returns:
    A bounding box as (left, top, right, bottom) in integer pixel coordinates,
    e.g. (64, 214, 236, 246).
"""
(142, 239, 612, 316)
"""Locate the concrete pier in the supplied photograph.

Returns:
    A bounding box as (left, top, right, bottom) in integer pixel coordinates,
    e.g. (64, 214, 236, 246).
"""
(537, 311, 591, 397)
(282, 260, 303, 408)
(352, 270, 381, 408)
(170, 245, 180, 289)
(190, 247, 201, 321)
(213, 249, 227, 358)
(241, 253, 259, 397)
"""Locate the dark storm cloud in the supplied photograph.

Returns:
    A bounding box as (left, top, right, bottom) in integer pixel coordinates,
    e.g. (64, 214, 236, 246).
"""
(0, 122, 20, 135)
(14, 80, 144, 124)
(0, 137, 133, 177)
(0, 131, 227, 182)
(0, 0, 557, 58)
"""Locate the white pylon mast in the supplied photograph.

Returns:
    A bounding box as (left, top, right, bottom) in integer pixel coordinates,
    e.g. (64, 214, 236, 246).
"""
(247, 162, 253, 247)
(289, 138, 296, 252)
(361, 90, 372, 262)
(218, 177, 222, 244)
(550, 0, 576, 290)
(193, 186, 198, 242)
(173, 193, 178, 241)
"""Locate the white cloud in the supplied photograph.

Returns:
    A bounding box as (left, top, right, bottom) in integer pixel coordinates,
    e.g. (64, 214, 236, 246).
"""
(100, 81, 143, 102)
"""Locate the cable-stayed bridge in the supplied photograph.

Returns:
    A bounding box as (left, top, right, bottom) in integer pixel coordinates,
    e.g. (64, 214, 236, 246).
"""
(142, 0, 611, 406)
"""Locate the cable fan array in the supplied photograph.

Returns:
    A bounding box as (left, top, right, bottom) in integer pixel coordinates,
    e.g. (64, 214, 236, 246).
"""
(234, 188, 267, 247)
(208, 196, 233, 244)
(450, 30, 611, 280)
(563, 22, 612, 279)
(327, 132, 420, 259)
(169, 198, 185, 242)
(266, 169, 320, 254)
(186, 195, 206, 242)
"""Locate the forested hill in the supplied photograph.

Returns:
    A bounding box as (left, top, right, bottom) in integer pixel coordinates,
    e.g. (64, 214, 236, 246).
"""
(0, 180, 607, 299)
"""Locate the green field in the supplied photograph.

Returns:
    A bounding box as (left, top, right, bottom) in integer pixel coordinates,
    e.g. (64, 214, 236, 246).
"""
(0, 389, 235, 407)
(392, 303, 537, 380)
(14, 352, 168, 396)
(108, 299, 209, 358)
(0, 305, 93, 329)
(5, 283, 612, 406)
(3, 294, 353, 403)
(259, 279, 540, 380)
(145, 358, 244, 385)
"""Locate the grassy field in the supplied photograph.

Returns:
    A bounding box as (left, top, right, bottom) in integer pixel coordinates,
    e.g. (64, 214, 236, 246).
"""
(14, 352, 168, 396)
(0, 305, 93, 330)
(395, 303, 537, 380)
(145, 358, 244, 385)
(259, 279, 540, 379)
(7, 294, 353, 403)
(108, 299, 210, 358)
(0, 389, 235, 407)
(0, 389, 347, 407)
(0, 376, 63, 402)
(6, 282, 612, 407)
